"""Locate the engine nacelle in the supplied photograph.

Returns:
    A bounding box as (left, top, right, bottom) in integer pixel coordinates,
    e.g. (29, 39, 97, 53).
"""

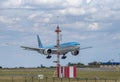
(71, 50, 79, 56)
(44, 49, 52, 55)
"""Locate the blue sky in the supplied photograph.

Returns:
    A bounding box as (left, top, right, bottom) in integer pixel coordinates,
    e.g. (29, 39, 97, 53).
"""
(0, 0, 120, 68)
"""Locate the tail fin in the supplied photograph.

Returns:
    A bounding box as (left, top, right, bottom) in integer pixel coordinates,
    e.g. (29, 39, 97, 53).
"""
(37, 35, 43, 48)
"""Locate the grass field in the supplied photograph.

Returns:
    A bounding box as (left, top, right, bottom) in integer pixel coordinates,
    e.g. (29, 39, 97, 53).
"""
(0, 68, 120, 82)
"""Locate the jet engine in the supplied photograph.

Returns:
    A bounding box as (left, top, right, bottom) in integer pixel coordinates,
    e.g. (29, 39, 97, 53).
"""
(44, 49, 52, 55)
(71, 50, 79, 56)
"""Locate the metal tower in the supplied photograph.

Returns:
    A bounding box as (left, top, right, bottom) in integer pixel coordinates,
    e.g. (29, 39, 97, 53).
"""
(55, 25, 61, 77)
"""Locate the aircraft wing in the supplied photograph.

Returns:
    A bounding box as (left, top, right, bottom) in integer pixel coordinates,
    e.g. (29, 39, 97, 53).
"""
(20, 46, 57, 54)
(21, 46, 42, 51)
(80, 46, 92, 50)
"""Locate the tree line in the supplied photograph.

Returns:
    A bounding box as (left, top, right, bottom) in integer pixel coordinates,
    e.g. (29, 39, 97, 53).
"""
(68, 61, 102, 68)
(0, 61, 102, 69)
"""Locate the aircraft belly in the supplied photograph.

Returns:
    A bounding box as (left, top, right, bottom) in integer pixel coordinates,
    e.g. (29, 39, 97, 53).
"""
(41, 46, 80, 55)
(59, 46, 80, 55)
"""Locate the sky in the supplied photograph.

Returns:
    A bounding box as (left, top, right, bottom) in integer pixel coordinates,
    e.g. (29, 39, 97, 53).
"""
(0, 0, 120, 68)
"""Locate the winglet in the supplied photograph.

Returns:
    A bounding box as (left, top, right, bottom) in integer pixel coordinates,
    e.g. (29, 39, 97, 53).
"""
(37, 35, 43, 48)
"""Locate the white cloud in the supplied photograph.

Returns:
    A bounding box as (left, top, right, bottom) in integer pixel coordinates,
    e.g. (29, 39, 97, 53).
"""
(28, 13, 39, 20)
(43, 18, 50, 23)
(63, 0, 82, 7)
(28, 12, 53, 24)
(0, 16, 6, 23)
(0, 16, 12, 24)
(88, 22, 99, 31)
(33, 0, 58, 4)
(112, 34, 120, 40)
(2, 0, 22, 8)
(0, 16, 21, 24)
(59, 7, 86, 15)
(24, 0, 62, 8)
(62, 21, 86, 30)
(25, 0, 82, 8)
(86, 0, 92, 4)
(87, 7, 97, 14)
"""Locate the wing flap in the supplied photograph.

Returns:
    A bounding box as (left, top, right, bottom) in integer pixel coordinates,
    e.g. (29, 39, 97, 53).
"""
(21, 46, 58, 54)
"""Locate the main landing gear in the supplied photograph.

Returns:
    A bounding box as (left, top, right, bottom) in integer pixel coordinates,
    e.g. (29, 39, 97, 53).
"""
(46, 54, 67, 59)
(46, 55, 51, 59)
(61, 54, 67, 59)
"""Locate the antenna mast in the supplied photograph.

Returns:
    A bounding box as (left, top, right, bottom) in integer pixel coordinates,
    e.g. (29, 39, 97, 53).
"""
(55, 16, 61, 77)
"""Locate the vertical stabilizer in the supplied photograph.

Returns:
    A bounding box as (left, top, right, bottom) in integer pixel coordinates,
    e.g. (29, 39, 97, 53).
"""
(37, 35, 43, 48)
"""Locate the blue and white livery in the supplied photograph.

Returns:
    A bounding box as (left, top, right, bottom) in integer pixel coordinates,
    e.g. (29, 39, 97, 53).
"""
(21, 35, 92, 59)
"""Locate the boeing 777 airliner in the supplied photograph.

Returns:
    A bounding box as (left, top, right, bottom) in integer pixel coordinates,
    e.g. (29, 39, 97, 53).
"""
(21, 35, 92, 59)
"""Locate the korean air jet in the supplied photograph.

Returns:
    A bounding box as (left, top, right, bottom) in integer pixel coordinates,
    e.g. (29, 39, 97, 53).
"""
(21, 35, 92, 59)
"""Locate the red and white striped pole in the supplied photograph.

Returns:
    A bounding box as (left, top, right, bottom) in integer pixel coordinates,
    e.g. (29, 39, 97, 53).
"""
(55, 26, 77, 78)
(55, 25, 61, 77)
(65, 66, 76, 78)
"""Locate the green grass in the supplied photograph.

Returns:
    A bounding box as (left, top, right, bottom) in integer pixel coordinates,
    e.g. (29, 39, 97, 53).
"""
(0, 68, 120, 82)
(77, 71, 120, 79)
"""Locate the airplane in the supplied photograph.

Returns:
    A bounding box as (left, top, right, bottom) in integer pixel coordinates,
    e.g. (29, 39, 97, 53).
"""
(21, 35, 92, 59)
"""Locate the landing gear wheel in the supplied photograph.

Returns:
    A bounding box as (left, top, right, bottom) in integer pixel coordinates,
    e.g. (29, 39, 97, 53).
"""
(61, 56, 67, 59)
(46, 55, 51, 59)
